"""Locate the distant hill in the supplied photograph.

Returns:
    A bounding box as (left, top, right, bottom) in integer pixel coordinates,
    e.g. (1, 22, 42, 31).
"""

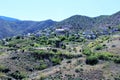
(0, 16, 20, 21)
(0, 18, 56, 38)
(54, 11, 120, 32)
(54, 15, 94, 31)
(0, 11, 120, 38)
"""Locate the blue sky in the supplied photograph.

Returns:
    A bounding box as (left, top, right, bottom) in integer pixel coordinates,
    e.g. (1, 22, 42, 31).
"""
(0, 0, 120, 21)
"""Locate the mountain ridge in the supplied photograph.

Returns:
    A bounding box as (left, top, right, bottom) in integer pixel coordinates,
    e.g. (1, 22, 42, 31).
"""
(54, 11, 120, 30)
(0, 11, 120, 38)
(0, 16, 20, 21)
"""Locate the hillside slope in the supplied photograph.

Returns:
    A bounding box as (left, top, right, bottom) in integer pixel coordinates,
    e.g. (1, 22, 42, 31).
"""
(0, 19, 56, 38)
(54, 11, 120, 31)
(0, 11, 120, 38)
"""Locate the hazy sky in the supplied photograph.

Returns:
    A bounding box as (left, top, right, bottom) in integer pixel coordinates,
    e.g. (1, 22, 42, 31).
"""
(0, 0, 120, 21)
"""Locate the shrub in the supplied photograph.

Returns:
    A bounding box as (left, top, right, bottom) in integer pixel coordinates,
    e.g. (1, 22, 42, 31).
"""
(10, 71, 27, 79)
(59, 36, 66, 41)
(61, 44, 66, 49)
(51, 57, 61, 65)
(35, 63, 48, 70)
(52, 48, 57, 52)
(39, 60, 44, 64)
(95, 45, 104, 50)
(40, 64, 47, 70)
(0, 65, 10, 73)
(31, 50, 54, 59)
(112, 45, 116, 47)
(15, 36, 21, 39)
(82, 47, 92, 56)
(86, 55, 99, 65)
(64, 54, 74, 59)
(88, 42, 95, 48)
(102, 36, 109, 41)
(97, 52, 113, 60)
(113, 58, 120, 64)
(75, 68, 80, 73)
(26, 67, 34, 72)
(55, 40, 61, 48)
(73, 47, 77, 52)
(75, 68, 83, 73)
(103, 44, 106, 47)
(66, 60, 71, 63)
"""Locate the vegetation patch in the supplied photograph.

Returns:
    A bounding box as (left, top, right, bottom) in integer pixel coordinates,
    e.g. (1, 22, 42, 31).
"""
(82, 47, 92, 56)
(35, 63, 48, 70)
(86, 55, 99, 65)
(94, 44, 105, 50)
(0, 65, 10, 73)
(10, 71, 27, 79)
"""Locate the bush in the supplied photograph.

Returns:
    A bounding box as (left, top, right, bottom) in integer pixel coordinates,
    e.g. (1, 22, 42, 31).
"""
(51, 57, 62, 65)
(61, 44, 66, 49)
(75, 68, 80, 73)
(113, 58, 120, 64)
(0, 65, 10, 73)
(35, 63, 48, 70)
(88, 42, 95, 48)
(102, 36, 109, 41)
(31, 50, 54, 59)
(10, 71, 26, 79)
(82, 47, 92, 56)
(112, 45, 116, 47)
(95, 45, 104, 50)
(75, 68, 83, 73)
(52, 48, 57, 53)
(66, 60, 71, 63)
(86, 55, 99, 65)
(97, 52, 113, 60)
(15, 36, 21, 39)
(73, 47, 77, 52)
(39, 60, 44, 64)
(64, 54, 74, 59)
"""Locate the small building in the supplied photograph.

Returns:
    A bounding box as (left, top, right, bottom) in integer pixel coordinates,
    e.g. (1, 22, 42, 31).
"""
(55, 28, 68, 35)
(82, 30, 96, 39)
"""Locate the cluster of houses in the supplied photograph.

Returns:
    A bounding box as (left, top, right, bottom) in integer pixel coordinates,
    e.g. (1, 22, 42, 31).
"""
(24, 26, 120, 40)
(54, 27, 120, 39)
(82, 31, 96, 39)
